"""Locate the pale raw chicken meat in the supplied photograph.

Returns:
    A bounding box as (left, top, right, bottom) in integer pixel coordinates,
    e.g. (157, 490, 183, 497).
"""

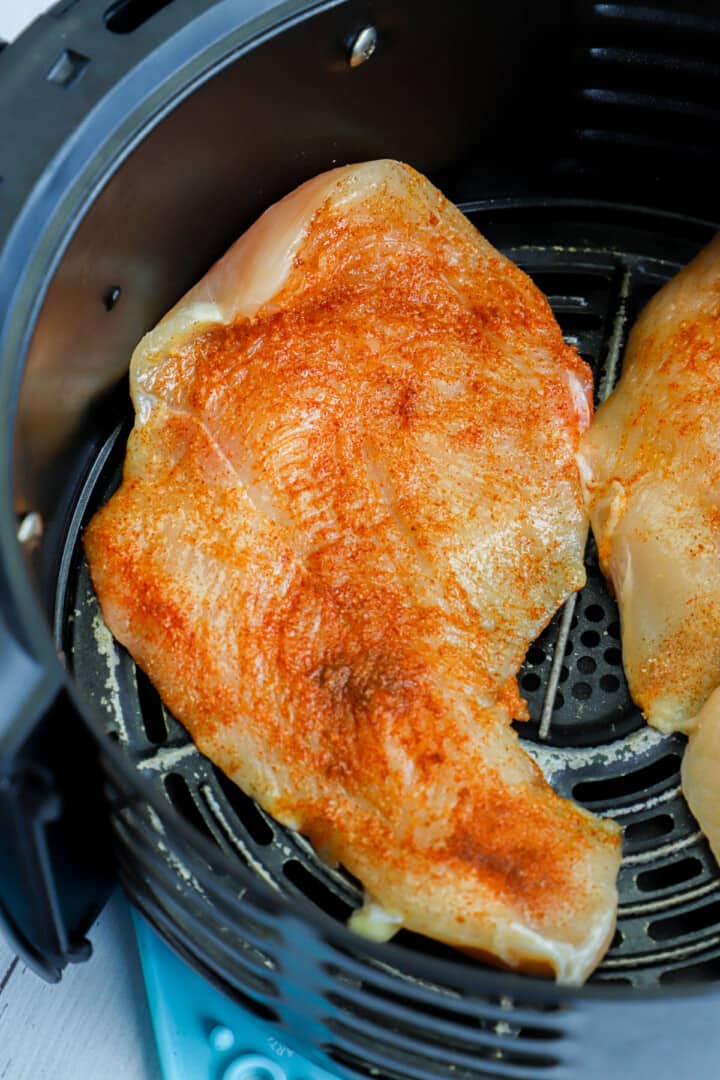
(580, 236, 720, 865)
(85, 160, 621, 983)
(580, 237, 720, 732)
(683, 688, 720, 864)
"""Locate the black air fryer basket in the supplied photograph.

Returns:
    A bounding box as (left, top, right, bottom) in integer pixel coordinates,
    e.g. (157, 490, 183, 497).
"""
(1, 1, 720, 1077)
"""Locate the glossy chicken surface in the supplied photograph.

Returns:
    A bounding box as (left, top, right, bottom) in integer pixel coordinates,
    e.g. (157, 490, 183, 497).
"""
(580, 236, 720, 732)
(85, 161, 621, 982)
(683, 687, 720, 865)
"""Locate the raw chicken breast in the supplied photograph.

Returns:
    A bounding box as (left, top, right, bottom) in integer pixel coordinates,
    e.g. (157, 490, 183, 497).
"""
(580, 236, 720, 732)
(683, 688, 720, 864)
(85, 160, 620, 983)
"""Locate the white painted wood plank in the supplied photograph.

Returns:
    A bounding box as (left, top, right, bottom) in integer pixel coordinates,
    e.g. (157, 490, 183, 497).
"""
(0, 892, 161, 1080)
(0, 0, 50, 44)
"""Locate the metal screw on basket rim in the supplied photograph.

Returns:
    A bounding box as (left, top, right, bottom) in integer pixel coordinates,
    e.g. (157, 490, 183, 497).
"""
(348, 25, 378, 67)
(17, 511, 43, 544)
(103, 285, 122, 311)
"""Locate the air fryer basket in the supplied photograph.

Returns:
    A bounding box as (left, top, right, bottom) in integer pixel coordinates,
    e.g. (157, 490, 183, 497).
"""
(1, 0, 720, 1077)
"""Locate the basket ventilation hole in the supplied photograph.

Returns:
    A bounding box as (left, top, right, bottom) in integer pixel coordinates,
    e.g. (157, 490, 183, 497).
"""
(649, 900, 720, 943)
(637, 857, 703, 893)
(282, 859, 354, 921)
(329, 988, 564, 1043)
(105, 0, 175, 33)
(661, 957, 720, 985)
(136, 667, 167, 745)
(624, 814, 674, 843)
(226, 988, 279, 1025)
(557, 310, 605, 335)
(327, 1023, 562, 1072)
(215, 771, 274, 845)
(164, 773, 216, 845)
(572, 754, 681, 804)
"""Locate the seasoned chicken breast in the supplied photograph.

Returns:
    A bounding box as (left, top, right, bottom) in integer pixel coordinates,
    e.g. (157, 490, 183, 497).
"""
(580, 236, 720, 732)
(580, 236, 720, 865)
(85, 160, 621, 983)
(683, 688, 720, 864)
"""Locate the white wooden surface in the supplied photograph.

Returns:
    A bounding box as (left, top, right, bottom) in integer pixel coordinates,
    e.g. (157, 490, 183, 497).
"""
(0, 0, 45, 43)
(0, 892, 161, 1080)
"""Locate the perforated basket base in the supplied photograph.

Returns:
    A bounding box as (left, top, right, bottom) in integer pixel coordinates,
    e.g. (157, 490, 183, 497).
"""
(62, 198, 720, 995)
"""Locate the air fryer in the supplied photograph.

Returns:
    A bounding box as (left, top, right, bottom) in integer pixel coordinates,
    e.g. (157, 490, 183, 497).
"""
(1, 1, 719, 1077)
